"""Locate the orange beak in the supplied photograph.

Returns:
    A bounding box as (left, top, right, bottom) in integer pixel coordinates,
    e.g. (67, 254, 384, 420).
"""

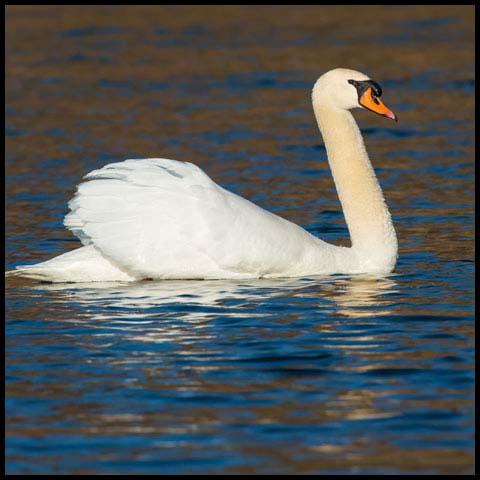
(359, 87, 397, 121)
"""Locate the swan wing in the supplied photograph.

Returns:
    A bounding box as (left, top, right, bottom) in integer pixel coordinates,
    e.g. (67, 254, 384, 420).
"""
(64, 158, 325, 279)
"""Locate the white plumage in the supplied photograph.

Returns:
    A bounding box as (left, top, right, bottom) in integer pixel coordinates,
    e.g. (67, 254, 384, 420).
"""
(64, 158, 337, 281)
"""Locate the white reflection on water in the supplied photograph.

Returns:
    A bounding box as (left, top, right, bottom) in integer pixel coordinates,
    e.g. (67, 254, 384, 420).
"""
(22, 275, 401, 362)
(31, 274, 398, 321)
(321, 276, 398, 318)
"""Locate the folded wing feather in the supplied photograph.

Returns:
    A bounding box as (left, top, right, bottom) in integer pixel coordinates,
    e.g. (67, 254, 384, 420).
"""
(64, 158, 323, 279)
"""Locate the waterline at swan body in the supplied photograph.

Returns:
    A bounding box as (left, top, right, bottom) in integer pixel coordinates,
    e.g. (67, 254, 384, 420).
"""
(7, 68, 398, 282)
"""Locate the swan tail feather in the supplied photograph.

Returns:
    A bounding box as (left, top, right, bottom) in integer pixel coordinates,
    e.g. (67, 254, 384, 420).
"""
(5, 265, 57, 282)
(5, 246, 137, 283)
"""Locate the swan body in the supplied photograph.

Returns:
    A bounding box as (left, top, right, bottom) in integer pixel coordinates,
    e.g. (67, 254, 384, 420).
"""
(7, 68, 398, 283)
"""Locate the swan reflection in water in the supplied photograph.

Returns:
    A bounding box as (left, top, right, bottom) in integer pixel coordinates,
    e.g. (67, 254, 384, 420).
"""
(25, 275, 403, 430)
(31, 274, 398, 323)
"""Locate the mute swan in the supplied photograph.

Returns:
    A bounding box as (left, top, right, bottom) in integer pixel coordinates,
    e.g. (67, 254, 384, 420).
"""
(6, 68, 398, 283)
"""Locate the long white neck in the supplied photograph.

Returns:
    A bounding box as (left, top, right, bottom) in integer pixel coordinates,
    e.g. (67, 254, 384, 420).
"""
(313, 104, 397, 272)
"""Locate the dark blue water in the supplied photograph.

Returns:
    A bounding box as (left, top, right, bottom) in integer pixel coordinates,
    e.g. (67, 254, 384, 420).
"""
(5, 5, 474, 475)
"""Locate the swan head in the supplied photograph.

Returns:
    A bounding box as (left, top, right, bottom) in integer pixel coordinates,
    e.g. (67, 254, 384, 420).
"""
(312, 68, 397, 121)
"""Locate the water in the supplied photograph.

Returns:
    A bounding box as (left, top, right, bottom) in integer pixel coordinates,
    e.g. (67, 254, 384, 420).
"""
(5, 5, 474, 475)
